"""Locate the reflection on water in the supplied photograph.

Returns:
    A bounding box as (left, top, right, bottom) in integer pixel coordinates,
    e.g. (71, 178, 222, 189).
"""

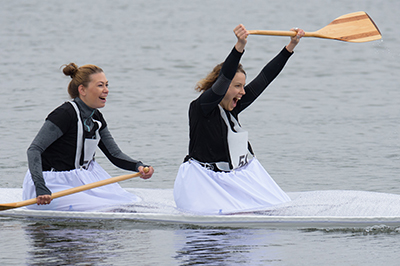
(174, 228, 283, 265)
(23, 219, 283, 266)
(24, 220, 122, 265)
(175, 229, 243, 265)
(21, 218, 180, 265)
(3, 217, 400, 266)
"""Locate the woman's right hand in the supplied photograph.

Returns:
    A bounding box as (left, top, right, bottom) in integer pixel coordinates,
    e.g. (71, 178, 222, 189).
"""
(139, 165, 154, 180)
(37, 194, 52, 205)
(234, 24, 248, 53)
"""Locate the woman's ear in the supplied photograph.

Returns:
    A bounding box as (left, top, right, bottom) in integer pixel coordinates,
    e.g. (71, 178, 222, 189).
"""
(78, 84, 86, 96)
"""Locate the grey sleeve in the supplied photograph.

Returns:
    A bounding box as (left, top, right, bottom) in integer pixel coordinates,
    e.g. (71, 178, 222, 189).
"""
(27, 120, 64, 197)
(98, 127, 145, 172)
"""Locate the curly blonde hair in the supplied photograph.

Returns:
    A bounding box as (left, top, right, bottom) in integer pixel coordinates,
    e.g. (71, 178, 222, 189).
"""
(195, 63, 246, 93)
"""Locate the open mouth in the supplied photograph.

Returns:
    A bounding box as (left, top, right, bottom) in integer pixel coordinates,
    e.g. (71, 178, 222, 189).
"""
(233, 97, 241, 105)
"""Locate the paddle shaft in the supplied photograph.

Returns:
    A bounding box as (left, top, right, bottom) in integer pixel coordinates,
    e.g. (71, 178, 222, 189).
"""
(248, 30, 317, 37)
(0, 168, 148, 211)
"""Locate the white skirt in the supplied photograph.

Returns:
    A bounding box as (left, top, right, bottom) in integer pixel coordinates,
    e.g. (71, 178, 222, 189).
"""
(173, 158, 291, 214)
(22, 161, 141, 211)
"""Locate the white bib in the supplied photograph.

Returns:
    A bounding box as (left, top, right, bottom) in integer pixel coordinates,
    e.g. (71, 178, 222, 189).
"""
(218, 105, 251, 169)
(70, 101, 102, 169)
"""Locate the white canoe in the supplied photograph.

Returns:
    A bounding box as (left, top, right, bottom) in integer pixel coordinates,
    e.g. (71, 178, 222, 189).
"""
(2, 188, 400, 228)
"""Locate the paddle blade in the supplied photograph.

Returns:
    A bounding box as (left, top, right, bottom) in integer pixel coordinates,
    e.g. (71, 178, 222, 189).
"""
(313, 11, 382, 42)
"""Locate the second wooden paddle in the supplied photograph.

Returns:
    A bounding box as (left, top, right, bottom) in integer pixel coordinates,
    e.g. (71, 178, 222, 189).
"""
(0, 167, 149, 211)
(248, 11, 382, 43)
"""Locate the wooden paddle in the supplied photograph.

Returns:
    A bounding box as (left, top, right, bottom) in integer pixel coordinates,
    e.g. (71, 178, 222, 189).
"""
(0, 167, 149, 211)
(248, 11, 382, 43)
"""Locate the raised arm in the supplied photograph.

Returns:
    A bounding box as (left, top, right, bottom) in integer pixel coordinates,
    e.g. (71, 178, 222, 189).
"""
(197, 25, 248, 116)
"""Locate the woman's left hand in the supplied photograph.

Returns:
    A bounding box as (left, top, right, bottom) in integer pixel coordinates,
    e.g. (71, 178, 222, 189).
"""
(286, 28, 305, 53)
(138, 165, 154, 179)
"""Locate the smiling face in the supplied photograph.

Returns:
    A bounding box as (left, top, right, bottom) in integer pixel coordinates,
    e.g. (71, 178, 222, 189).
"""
(219, 72, 246, 111)
(78, 72, 109, 109)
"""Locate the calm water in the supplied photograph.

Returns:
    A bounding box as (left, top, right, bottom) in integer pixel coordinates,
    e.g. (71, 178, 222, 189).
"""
(1, 0, 399, 265)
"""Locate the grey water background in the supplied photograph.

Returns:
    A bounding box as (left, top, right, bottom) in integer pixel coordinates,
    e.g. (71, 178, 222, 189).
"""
(0, 0, 399, 265)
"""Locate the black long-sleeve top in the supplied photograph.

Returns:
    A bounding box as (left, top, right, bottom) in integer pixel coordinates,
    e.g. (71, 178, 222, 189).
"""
(27, 98, 145, 197)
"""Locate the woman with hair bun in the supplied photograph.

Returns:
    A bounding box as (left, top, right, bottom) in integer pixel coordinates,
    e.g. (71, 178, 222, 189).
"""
(22, 63, 154, 211)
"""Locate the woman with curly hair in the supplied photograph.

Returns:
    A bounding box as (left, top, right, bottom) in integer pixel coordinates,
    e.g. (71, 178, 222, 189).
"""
(174, 24, 304, 214)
